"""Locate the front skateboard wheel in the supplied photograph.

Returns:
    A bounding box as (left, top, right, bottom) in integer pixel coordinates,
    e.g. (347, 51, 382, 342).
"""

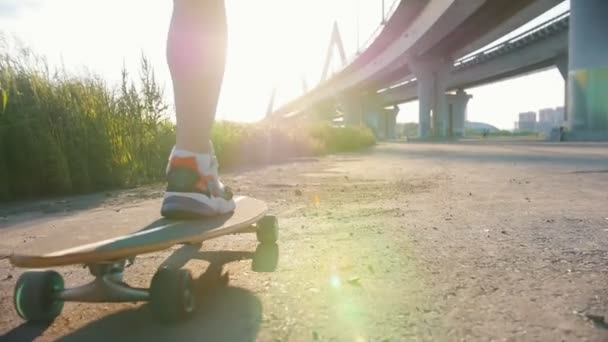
(256, 215, 279, 244)
(150, 267, 196, 323)
(13, 271, 64, 323)
(252, 243, 279, 272)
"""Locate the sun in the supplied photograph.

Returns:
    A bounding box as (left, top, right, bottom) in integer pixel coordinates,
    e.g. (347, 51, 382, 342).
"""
(1, 0, 391, 122)
(220, 0, 338, 119)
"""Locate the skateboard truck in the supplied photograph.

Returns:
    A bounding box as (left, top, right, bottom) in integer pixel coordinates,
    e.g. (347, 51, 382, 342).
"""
(58, 244, 204, 304)
(56, 260, 147, 303)
(57, 273, 149, 303)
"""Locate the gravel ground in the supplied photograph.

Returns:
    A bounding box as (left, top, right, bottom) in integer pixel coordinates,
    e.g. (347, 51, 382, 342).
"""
(1, 141, 608, 342)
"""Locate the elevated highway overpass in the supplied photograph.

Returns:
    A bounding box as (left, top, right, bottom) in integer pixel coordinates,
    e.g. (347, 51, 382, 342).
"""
(269, 0, 608, 141)
(380, 11, 570, 105)
(377, 11, 569, 136)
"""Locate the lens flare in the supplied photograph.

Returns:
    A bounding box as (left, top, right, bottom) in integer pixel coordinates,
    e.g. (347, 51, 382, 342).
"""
(330, 274, 342, 288)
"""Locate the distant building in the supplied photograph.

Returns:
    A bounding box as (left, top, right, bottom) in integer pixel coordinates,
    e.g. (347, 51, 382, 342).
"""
(518, 111, 537, 132)
(514, 106, 564, 134)
(538, 106, 565, 133)
(555, 106, 565, 121)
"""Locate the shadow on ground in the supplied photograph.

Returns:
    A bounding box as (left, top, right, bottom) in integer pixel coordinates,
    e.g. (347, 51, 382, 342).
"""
(1, 323, 50, 342)
(1, 256, 263, 342)
(57, 286, 262, 342)
(62, 250, 264, 341)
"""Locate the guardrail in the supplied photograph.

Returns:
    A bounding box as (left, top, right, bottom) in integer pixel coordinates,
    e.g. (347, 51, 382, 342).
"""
(454, 11, 570, 70)
(345, 0, 402, 66)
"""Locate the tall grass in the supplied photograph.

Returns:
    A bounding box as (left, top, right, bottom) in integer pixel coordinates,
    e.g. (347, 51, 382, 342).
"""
(212, 120, 375, 169)
(0, 43, 175, 200)
(0, 40, 374, 202)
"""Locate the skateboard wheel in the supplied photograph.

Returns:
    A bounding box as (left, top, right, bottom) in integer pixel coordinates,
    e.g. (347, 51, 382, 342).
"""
(150, 268, 196, 323)
(252, 243, 279, 272)
(256, 215, 279, 244)
(13, 271, 64, 323)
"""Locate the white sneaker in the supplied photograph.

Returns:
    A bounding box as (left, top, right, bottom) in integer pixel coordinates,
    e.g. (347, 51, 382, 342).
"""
(161, 146, 236, 218)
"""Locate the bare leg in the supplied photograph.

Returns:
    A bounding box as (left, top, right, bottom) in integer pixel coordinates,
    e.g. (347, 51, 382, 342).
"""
(168, 0, 227, 153)
(162, 0, 235, 218)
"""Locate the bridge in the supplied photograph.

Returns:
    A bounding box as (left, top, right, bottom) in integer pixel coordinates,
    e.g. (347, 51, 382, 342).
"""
(267, 0, 608, 141)
(377, 11, 569, 137)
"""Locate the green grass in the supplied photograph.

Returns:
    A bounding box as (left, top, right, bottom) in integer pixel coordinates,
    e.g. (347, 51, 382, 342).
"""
(212, 120, 375, 169)
(0, 42, 375, 201)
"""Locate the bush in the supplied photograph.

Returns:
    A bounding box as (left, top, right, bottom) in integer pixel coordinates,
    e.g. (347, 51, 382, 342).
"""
(211, 121, 375, 170)
(0, 42, 174, 200)
(309, 122, 375, 153)
(0, 40, 375, 201)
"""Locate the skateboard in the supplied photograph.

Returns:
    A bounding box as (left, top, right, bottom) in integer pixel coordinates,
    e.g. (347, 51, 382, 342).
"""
(8, 196, 279, 324)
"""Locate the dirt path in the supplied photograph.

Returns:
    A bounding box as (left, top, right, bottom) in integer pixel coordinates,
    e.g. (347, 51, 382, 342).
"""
(2, 141, 608, 341)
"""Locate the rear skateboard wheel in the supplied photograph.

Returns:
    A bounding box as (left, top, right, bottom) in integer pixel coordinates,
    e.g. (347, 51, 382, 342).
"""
(13, 271, 64, 323)
(256, 215, 279, 244)
(150, 267, 196, 323)
(252, 243, 279, 272)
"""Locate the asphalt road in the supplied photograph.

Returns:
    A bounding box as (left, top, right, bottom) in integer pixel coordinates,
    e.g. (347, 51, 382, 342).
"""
(2, 141, 608, 341)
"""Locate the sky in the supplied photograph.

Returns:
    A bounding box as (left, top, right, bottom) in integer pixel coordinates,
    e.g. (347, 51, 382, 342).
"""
(0, 0, 569, 130)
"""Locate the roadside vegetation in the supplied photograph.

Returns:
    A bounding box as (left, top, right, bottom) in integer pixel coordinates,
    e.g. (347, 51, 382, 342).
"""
(0, 42, 374, 201)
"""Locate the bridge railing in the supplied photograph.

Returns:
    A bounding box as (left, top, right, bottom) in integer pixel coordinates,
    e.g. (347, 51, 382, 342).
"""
(345, 0, 401, 66)
(454, 11, 570, 70)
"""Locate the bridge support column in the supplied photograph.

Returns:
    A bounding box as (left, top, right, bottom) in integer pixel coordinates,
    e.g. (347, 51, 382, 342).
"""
(410, 58, 450, 139)
(342, 96, 398, 140)
(567, 0, 608, 140)
(556, 54, 568, 80)
(446, 89, 472, 137)
(360, 104, 398, 140)
(375, 106, 398, 140)
(342, 99, 363, 127)
(385, 106, 398, 140)
(556, 54, 569, 124)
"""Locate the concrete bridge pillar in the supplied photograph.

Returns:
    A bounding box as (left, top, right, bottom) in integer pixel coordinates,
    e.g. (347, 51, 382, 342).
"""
(341, 99, 363, 126)
(375, 106, 398, 140)
(385, 106, 398, 140)
(409, 58, 450, 138)
(446, 89, 472, 137)
(341, 96, 398, 140)
(360, 104, 399, 140)
(555, 53, 569, 124)
(556, 54, 568, 80)
(568, 0, 608, 140)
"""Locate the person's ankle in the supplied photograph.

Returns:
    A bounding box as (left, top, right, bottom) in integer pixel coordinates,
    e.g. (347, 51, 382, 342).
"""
(174, 140, 213, 155)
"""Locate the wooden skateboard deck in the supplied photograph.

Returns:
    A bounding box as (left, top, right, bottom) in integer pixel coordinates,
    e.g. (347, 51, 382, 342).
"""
(10, 196, 267, 268)
(10, 195, 278, 324)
